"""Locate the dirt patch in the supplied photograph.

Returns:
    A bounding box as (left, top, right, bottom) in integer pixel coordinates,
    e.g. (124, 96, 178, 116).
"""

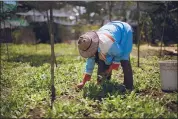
(138, 89, 165, 98)
(131, 45, 177, 57)
(138, 89, 178, 113)
(166, 101, 178, 113)
(57, 94, 75, 101)
(56, 90, 76, 102)
(27, 106, 45, 119)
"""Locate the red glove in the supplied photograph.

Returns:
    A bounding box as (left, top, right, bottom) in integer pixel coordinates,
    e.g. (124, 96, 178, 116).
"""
(106, 63, 120, 74)
(77, 74, 91, 89)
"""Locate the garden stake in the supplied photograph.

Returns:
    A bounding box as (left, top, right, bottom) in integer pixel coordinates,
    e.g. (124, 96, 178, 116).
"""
(49, 5, 55, 109)
(51, 84, 56, 109)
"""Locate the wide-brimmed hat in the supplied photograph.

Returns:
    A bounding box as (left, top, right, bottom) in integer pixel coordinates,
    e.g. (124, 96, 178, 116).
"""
(78, 31, 99, 58)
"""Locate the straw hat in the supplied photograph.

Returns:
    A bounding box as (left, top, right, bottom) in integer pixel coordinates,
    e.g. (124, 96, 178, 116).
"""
(78, 31, 99, 58)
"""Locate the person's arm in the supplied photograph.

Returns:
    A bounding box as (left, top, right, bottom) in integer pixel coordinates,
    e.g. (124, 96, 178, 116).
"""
(85, 57, 95, 75)
(77, 57, 95, 89)
(106, 42, 123, 73)
(106, 60, 120, 74)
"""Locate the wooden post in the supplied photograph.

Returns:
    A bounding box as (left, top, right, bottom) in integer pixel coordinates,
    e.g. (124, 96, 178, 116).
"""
(2, 1, 9, 61)
(46, 10, 57, 68)
(86, 3, 90, 24)
(160, 2, 167, 57)
(137, 1, 140, 67)
(33, 8, 37, 51)
(49, 6, 56, 109)
(108, 1, 112, 21)
(5, 27, 9, 61)
(34, 2, 38, 51)
(0, 1, 2, 79)
(5, 22, 10, 61)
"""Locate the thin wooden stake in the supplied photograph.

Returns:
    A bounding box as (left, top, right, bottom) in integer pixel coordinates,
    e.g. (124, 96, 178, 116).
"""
(137, 1, 140, 67)
(0, 1, 2, 80)
(33, 3, 37, 51)
(46, 10, 57, 68)
(2, 2, 9, 61)
(160, 2, 168, 57)
(49, 6, 56, 109)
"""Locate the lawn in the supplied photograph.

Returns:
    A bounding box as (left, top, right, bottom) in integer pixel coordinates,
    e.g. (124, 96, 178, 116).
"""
(1, 43, 177, 118)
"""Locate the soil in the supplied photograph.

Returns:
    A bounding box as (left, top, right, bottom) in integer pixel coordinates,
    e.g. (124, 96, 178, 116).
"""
(138, 89, 165, 98)
(138, 89, 178, 113)
(131, 45, 177, 57)
(27, 106, 45, 119)
(166, 101, 178, 113)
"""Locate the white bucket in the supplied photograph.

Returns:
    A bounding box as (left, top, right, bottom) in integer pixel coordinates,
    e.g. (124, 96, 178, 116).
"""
(159, 60, 177, 92)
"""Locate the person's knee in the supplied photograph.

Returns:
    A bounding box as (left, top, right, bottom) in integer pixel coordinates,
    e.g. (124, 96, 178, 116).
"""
(121, 60, 130, 67)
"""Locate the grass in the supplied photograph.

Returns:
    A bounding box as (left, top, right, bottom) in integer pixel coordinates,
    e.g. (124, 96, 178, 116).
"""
(1, 43, 177, 118)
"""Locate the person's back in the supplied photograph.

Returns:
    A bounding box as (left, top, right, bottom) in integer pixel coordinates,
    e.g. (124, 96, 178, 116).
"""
(97, 21, 133, 62)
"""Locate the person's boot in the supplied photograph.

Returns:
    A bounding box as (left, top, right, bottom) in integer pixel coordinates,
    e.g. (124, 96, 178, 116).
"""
(120, 60, 133, 90)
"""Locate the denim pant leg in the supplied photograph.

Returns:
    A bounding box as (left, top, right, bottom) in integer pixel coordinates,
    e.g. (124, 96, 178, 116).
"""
(97, 59, 111, 82)
(120, 59, 133, 90)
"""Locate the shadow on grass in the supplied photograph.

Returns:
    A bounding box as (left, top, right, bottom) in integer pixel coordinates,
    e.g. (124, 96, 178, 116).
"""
(4, 53, 51, 67)
(83, 80, 126, 100)
(4, 53, 80, 67)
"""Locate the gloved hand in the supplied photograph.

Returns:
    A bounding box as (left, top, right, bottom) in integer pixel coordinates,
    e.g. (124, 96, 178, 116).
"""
(77, 74, 91, 89)
(106, 62, 120, 74)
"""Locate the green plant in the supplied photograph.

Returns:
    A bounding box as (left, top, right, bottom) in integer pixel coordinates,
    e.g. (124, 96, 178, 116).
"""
(1, 43, 177, 118)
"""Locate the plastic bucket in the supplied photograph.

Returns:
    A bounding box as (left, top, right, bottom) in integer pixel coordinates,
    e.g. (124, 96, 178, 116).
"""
(159, 60, 177, 92)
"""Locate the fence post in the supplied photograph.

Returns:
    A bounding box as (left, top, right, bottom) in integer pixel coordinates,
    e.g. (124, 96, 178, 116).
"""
(49, 5, 56, 109)
(137, 1, 140, 67)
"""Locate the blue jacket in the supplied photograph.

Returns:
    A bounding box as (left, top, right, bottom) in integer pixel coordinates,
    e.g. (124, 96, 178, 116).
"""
(85, 21, 133, 75)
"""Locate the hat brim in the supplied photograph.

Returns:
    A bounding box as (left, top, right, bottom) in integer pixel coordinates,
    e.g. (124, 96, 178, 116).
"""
(78, 31, 99, 58)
